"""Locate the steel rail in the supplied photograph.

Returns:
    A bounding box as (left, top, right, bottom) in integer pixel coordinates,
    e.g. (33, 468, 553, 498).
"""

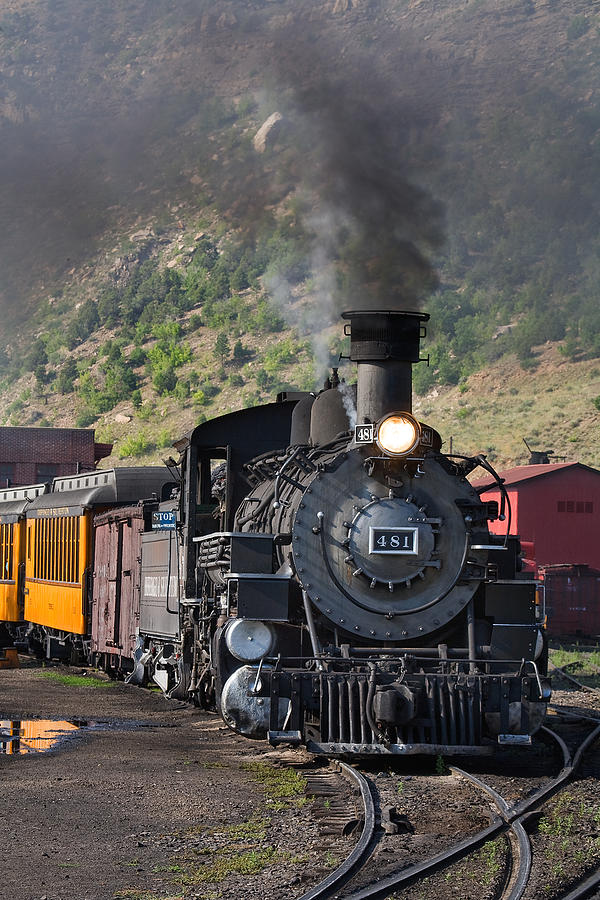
(560, 867, 600, 900)
(549, 706, 600, 724)
(339, 725, 600, 900)
(450, 766, 531, 900)
(296, 761, 377, 900)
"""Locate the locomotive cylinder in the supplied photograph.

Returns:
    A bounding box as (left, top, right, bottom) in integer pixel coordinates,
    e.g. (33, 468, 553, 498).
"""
(342, 309, 429, 423)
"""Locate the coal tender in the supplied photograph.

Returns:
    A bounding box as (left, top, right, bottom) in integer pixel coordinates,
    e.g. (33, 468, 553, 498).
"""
(192, 310, 550, 756)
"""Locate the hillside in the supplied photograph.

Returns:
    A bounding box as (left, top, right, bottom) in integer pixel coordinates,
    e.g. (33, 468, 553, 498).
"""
(0, 0, 599, 466)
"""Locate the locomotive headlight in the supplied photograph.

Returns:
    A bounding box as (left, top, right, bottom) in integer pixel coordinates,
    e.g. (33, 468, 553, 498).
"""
(225, 619, 275, 662)
(376, 414, 420, 456)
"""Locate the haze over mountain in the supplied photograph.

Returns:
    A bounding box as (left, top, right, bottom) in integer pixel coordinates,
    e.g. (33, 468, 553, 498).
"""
(1, 0, 599, 467)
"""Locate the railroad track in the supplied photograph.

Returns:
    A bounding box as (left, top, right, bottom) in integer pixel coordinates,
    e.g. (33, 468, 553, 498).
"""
(296, 721, 600, 900)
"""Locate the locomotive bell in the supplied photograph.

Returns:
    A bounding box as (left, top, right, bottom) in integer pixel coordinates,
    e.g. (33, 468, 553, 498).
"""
(342, 310, 429, 423)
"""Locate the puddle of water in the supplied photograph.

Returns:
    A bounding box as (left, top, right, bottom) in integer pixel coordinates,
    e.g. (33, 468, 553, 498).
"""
(0, 719, 88, 754)
(0, 717, 162, 754)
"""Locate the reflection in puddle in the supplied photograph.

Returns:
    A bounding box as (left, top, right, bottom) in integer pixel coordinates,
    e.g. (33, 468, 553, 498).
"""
(0, 719, 86, 754)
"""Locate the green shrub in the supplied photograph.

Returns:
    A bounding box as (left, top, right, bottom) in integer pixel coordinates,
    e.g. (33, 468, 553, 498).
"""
(174, 380, 190, 401)
(56, 358, 79, 394)
(136, 402, 155, 421)
(118, 432, 155, 458)
(263, 338, 302, 375)
(214, 333, 230, 364)
(128, 347, 146, 367)
(156, 428, 173, 448)
(256, 368, 271, 390)
(153, 365, 177, 395)
(76, 407, 97, 427)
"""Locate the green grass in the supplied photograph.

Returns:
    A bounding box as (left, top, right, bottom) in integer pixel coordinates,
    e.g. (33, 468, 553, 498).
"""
(550, 647, 600, 670)
(218, 815, 270, 842)
(241, 761, 308, 810)
(37, 670, 118, 689)
(549, 646, 600, 690)
(174, 848, 276, 885)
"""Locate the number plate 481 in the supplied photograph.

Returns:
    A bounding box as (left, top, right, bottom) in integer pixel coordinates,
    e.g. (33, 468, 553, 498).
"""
(369, 527, 419, 555)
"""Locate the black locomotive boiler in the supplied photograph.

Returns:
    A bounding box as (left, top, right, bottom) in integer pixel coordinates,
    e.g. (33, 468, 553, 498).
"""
(185, 310, 550, 756)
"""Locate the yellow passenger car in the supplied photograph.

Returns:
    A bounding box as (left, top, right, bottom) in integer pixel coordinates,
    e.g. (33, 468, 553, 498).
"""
(24, 468, 175, 658)
(0, 485, 48, 623)
(25, 505, 92, 635)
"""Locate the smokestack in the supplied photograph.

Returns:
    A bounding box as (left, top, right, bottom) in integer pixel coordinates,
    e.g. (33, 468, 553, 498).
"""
(342, 310, 429, 425)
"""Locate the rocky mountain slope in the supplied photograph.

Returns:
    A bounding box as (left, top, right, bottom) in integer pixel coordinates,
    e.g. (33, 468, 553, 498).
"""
(0, 0, 599, 467)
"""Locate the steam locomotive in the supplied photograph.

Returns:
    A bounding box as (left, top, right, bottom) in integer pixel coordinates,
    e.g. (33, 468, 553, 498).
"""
(0, 310, 550, 756)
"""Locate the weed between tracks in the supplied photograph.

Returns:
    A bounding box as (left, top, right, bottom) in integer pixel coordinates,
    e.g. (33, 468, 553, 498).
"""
(387, 837, 507, 900)
(242, 760, 308, 810)
(535, 790, 600, 896)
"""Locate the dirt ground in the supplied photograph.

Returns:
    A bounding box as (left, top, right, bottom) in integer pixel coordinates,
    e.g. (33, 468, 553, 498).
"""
(4, 663, 599, 900)
(0, 662, 333, 900)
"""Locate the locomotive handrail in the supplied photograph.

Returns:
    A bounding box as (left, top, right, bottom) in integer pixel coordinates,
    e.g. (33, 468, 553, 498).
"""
(302, 589, 326, 671)
(273, 446, 306, 509)
(445, 451, 512, 545)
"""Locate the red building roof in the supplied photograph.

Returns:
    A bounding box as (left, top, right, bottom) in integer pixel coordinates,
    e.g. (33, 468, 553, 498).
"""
(473, 462, 599, 490)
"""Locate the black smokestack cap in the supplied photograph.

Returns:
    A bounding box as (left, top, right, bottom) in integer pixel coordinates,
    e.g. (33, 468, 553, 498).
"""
(342, 310, 429, 423)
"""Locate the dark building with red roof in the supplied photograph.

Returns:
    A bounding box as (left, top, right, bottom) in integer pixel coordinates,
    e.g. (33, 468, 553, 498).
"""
(0, 426, 113, 487)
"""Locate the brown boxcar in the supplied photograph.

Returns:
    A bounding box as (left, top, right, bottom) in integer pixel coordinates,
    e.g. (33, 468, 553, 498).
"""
(91, 501, 157, 673)
(542, 564, 600, 638)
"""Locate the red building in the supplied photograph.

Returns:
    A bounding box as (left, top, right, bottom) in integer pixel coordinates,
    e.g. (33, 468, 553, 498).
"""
(0, 426, 112, 487)
(474, 462, 600, 572)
